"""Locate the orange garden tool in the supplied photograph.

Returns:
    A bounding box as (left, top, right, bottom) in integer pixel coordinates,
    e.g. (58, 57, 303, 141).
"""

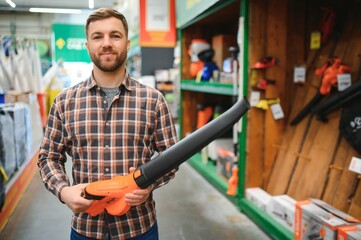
(290, 57, 350, 125)
(196, 105, 213, 129)
(226, 167, 239, 196)
(315, 57, 350, 95)
(83, 97, 250, 216)
(252, 56, 277, 69)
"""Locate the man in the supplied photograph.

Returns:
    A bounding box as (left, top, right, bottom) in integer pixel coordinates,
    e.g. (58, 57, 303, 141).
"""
(38, 8, 178, 239)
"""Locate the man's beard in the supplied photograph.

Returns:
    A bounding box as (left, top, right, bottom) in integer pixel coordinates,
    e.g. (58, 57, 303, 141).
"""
(91, 52, 127, 72)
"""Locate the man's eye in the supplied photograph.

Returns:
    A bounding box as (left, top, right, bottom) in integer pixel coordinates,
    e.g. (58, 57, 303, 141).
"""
(113, 35, 121, 39)
(92, 36, 101, 40)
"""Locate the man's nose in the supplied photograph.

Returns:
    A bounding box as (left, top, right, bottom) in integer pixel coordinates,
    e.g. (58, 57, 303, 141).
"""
(102, 35, 112, 47)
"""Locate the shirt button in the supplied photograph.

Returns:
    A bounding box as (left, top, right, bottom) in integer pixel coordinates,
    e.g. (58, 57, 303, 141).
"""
(97, 87, 100, 90)
(105, 145, 109, 149)
(105, 168, 110, 172)
(103, 100, 107, 104)
(106, 122, 110, 127)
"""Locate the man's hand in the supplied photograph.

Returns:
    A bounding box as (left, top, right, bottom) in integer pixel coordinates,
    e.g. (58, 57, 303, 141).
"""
(61, 184, 93, 213)
(124, 167, 153, 206)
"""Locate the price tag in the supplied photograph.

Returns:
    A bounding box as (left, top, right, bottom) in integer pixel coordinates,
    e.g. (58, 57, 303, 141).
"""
(270, 103, 285, 120)
(294, 66, 306, 83)
(349, 157, 361, 174)
(310, 31, 321, 49)
(250, 91, 261, 107)
(337, 74, 352, 91)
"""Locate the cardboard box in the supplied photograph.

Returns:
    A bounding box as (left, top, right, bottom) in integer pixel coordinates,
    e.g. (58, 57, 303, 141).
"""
(338, 224, 361, 240)
(295, 199, 360, 240)
(212, 35, 237, 71)
(266, 195, 296, 232)
(311, 199, 360, 224)
(245, 188, 272, 212)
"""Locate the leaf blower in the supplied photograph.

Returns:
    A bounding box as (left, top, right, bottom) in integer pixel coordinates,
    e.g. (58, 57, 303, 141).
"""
(82, 97, 250, 216)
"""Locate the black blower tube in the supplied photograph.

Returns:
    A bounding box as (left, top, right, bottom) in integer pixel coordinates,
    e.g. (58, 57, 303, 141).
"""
(134, 96, 250, 188)
(312, 80, 361, 117)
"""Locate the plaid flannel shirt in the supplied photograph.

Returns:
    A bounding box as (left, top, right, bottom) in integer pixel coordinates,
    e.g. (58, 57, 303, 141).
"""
(38, 71, 178, 239)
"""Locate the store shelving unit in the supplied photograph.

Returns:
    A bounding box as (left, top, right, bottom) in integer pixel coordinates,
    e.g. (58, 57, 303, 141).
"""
(177, 1, 293, 239)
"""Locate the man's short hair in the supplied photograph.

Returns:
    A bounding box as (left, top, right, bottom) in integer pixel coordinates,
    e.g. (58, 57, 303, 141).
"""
(85, 8, 129, 38)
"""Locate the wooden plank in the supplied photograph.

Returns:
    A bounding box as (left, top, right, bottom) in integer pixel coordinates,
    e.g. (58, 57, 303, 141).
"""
(245, 0, 267, 187)
(286, 1, 359, 199)
(287, 115, 340, 200)
(262, 0, 287, 189)
(322, 138, 349, 203)
(322, 6, 361, 208)
(181, 91, 205, 138)
(266, 47, 322, 195)
(331, 147, 360, 213)
(348, 181, 361, 220)
(265, 0, 318, 194)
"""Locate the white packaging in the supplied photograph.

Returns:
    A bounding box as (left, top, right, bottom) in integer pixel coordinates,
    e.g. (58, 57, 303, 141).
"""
(266, 195, 296, 232)
(245, 187, 272, 212)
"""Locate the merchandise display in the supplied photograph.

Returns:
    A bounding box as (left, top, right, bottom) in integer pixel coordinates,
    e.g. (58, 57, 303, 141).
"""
(290, 57, 350, 126)
(294, 199, 360, 240)
(187, 39, 210, 77)
(1, 0, 361, 239)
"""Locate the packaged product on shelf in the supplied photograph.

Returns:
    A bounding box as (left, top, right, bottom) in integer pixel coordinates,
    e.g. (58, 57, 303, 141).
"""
(266, 195, 296, 232)
(0, 109, 16, 178)
(338, 224, 361, 240)
(295, 199, 360, 240)
(245, 187, 272, 211)
(1, 103, 28, 169)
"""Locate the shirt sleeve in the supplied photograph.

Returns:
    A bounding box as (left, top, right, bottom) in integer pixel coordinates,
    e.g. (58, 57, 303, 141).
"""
(152, 94, 178, 188)
(38, 96, 70, 202)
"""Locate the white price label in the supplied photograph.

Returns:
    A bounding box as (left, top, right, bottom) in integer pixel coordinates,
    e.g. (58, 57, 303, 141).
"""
(294, 66, 306, 83)
(250, 91, 261, 107)
(270, 103, 285, 120)
(349, 157, 361, 174)
(337, 74, 352, 91)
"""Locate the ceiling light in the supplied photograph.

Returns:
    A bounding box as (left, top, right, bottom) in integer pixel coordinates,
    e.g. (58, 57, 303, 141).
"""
(6, 0, 16, 8)
(89, 0, 94, 9)
(29, 8, 82, 14)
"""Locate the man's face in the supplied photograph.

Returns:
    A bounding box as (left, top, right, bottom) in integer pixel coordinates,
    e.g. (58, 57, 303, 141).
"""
(86, 17, 130, 72)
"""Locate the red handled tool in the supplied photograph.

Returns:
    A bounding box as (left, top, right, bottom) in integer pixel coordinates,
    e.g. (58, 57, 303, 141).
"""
(83, 97, 250, 216)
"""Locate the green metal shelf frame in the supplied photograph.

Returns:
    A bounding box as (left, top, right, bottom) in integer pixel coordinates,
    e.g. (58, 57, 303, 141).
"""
(180, 80, 235, 96)
(241, 199, 294, 239)
(177, 0, 293, 239)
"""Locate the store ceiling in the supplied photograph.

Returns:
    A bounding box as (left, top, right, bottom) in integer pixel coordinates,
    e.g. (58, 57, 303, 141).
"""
(0, 0, 119, 12)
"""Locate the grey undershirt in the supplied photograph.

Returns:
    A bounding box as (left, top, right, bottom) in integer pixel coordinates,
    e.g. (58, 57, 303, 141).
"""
(101, 87, 120, 109)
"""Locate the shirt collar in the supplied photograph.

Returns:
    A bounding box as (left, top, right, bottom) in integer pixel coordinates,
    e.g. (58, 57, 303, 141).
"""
(86, 69, 134, 92)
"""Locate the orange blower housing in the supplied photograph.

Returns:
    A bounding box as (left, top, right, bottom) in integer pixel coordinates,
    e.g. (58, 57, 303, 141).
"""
(83, 173, 140, 216)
